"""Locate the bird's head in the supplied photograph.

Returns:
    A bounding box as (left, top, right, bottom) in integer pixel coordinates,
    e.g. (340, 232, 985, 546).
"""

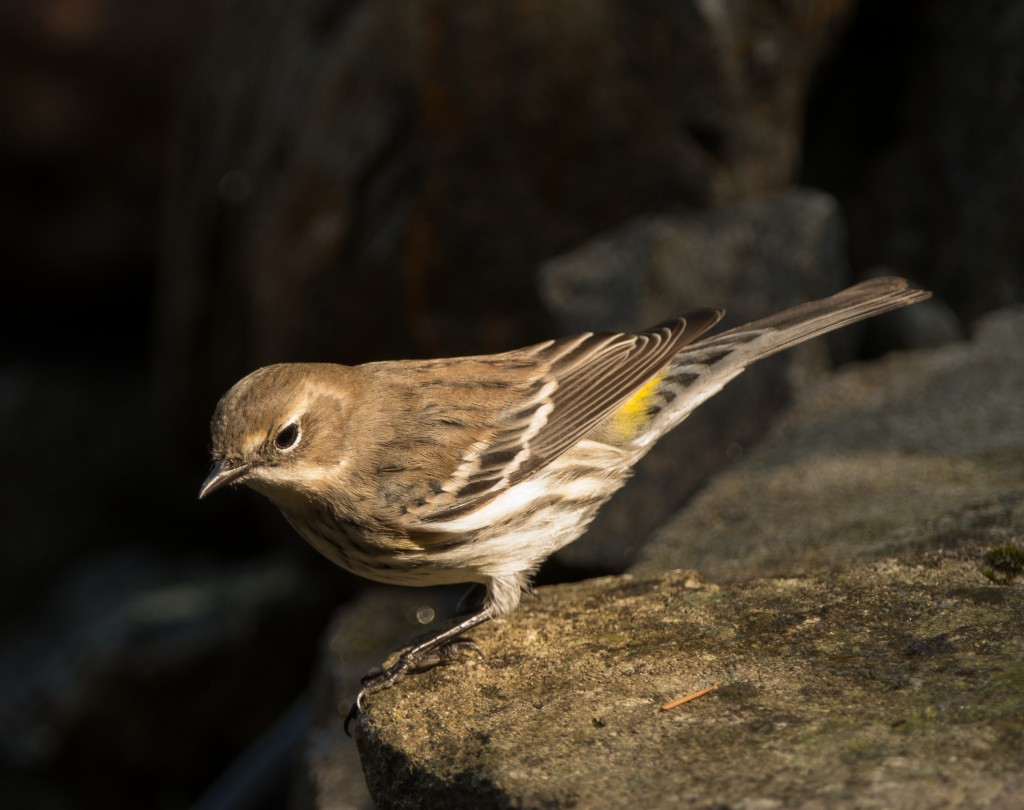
(199, 363, 359, 502)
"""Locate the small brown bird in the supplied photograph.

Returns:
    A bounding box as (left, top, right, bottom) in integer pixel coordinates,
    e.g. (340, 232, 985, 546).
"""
(200, 277, 930, 719)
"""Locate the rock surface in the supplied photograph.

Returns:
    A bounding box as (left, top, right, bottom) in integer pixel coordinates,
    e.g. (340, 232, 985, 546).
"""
(342, 309, 1024, 808)
(355, 557, 1023, 809)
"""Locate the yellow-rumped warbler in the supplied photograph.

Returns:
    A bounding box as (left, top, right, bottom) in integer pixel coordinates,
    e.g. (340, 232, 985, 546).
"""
(200, 277, 930, 718)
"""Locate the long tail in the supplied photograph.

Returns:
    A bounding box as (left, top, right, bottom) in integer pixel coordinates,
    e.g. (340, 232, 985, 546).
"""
(636, 277, 932, 446)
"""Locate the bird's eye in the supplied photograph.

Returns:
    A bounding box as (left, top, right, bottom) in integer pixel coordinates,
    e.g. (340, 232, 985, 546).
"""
(274, 422, 300, 450)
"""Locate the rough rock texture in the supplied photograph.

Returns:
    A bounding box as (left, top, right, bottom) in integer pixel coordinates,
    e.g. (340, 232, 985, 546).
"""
(341, 310, 1024, 807)
(355, 558, 1023, 809)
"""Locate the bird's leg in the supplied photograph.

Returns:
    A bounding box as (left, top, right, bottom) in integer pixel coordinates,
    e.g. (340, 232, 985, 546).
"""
(345, 607, 492, 734)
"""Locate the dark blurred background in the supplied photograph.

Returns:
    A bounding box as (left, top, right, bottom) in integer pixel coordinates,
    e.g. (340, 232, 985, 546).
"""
(1, 0, 1022, 807)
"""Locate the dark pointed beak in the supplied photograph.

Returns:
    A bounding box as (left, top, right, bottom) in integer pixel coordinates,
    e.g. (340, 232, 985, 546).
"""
(198, 460, 251, 500)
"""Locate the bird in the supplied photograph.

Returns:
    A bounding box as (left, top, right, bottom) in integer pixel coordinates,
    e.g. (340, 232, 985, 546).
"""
(199, 276, 930, 722)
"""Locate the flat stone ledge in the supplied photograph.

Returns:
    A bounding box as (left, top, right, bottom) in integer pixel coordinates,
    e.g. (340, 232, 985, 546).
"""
(353, 553, 1024, 809)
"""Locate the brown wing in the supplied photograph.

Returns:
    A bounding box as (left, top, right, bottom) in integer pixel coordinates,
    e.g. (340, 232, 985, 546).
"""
(408, 309, 724, 523)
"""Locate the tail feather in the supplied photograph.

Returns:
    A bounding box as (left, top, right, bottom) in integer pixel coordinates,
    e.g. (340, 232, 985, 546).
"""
(708, 276, 931, 360)
(634, 277, 931, 447)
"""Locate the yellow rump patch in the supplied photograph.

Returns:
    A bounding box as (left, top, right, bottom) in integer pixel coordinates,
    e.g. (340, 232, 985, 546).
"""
(610, 372, 664, 439)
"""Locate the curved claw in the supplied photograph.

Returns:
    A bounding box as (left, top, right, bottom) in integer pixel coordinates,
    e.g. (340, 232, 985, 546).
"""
(343, 701, 360, 737)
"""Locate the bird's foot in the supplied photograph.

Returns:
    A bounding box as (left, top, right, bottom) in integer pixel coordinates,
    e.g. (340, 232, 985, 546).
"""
(344, 607, 492, 735)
